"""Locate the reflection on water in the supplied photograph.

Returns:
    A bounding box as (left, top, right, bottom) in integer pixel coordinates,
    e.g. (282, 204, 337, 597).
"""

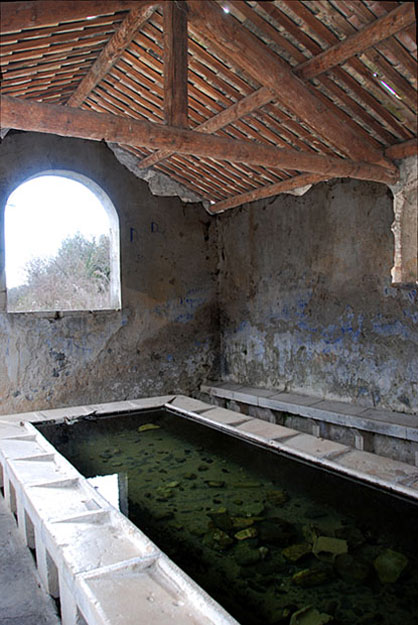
(38, 409, 418, 625)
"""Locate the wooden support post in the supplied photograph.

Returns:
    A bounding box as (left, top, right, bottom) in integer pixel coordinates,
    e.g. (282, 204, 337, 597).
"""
(164, 0, 188, 127)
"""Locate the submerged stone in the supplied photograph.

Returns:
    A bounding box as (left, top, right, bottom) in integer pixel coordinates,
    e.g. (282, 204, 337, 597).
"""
(259, 518, 296, 546)
(289, 606, 333, 625)
(313, 536, 348, 562)
(266, 489, 289, 506)
(137, 424, 160, 432)
(208, 508, 233, 532)
(373, 549, 408, 583)
(203, 528, 234, 551)
(234, 542, 261, 566)
(183, 472, 197, 480)
(282, 543, 312, 562)
(235, 527, 258, 541)
(232, 516, 258, 530)
(335, 553, 370, 583)
(292, 567, 330, 588)
(206, 480, 225, 488)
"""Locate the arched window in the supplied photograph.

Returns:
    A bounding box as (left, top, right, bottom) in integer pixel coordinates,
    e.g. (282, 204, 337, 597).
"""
(4, 171, 121, 312)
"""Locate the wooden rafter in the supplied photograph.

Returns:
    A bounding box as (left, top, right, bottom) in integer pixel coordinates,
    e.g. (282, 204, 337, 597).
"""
(0, 96, 398, 185)
(163, 0, 188, 127)
(185, 0, 396, 172)
(0, 1, 157, 33)
(209, 173, 328, 214)
(295, 3, 416, 81)
(67, 4, 159, 107)
(138, 86, 275, 169)
(385, 139, 418, 160)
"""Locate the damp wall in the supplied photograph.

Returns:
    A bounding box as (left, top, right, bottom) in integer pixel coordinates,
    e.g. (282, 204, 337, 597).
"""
(0, 132, 219, 414)
(216, 178, 418, 414)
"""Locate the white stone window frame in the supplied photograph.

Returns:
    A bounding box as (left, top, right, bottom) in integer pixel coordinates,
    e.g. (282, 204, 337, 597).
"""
(0, 170, 121, 314)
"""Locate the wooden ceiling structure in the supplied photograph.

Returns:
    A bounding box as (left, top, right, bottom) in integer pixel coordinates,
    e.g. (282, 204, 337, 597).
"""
(0, 0, 417, 213)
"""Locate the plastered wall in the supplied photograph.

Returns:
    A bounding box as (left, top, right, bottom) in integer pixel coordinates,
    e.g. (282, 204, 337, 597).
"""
(217, 178, 418, 414)
(0, 132, 219, 414)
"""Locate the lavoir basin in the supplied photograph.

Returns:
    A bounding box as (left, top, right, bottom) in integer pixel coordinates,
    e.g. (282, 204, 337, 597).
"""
(35, 402, 418, 625)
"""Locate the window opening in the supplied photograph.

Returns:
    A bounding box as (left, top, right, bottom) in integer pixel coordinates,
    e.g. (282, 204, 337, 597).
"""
(5, 172, 121, 312)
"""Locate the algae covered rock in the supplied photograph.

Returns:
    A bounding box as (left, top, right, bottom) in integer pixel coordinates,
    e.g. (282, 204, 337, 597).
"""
(235, 527, 258, 541)
(292, 567, 330, 588)
(313, 536, 348, 562)
(290, 606, 333, 625)
(259, 517, 296, 546)
(203, 528, 234, 551)
(334, 553, 370, 583)
(234, 542, 262, 566)
(373, 549, 408, 583)
(266, 489, 289, 507)
(282, 543, 312, 563)
(137, 423, 160, 432)
(208, 508, 233, 532)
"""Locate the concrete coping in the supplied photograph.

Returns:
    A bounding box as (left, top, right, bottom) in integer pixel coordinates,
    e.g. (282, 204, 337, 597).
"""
(1, 394, 418, 625)
(200, 382, 418, 442)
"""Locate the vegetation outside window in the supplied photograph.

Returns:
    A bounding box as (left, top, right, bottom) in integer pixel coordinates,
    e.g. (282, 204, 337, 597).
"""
(5, 172, 121, 313)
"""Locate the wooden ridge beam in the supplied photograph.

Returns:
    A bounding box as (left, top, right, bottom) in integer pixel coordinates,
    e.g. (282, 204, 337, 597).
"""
(295, 3, 416, 81)
(0, 96, 398, 185)
(67, 4, 158, 107)
(0, 1, 158, 33)
(186, 0, 396, 172)
(163, 0, 188, 127)
(385, 139, 418, 160)
(138, 86, 275, 169)
(209, 173, 328, 214)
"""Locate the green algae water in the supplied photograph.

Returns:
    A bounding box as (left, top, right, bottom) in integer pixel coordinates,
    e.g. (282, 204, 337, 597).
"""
(37, 409, 418, 625)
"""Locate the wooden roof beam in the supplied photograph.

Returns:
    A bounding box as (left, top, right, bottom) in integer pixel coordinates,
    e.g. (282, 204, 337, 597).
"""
(385, 139, 418, 160)
(67, 4, 159, 107)
(138, 86, 275, 169)
(1, 95, 398, 185)
(296, 3, 416, 81)
(163, 0, 188, 127)
(209, 173, 328, 214)
(186, 0, 396, 173)
(0, 1, 159, 33)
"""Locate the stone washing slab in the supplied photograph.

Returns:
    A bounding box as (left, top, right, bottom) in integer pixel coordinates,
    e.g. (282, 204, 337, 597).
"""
(201, 383, 418, 443)
(168, 396, 216, 413)
(235, 419, 299, 441)
(334, 450, 418, 485)
(77, 556, 239, 625)
(46, 510, 157, 576)
(128, 396, 176, 409)
(281, 434, 350, 460)
(198, 407, 253, 426)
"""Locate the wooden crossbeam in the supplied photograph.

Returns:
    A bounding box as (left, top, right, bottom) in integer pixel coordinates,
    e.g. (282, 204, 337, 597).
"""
(186, 0, 396, 173)
(0, 96, 398, 185)
(296, 3, 416, 81)
(138, 86, 275, 169)
(67, 4, 158, 107)
(385, 139, 418, 160)
(0, 1, 157, 33)
(209, 173, 328, 214)
(163, 0, 188, 127)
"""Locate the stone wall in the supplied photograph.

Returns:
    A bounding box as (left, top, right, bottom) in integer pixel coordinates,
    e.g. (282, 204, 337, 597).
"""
(217, 178, 418, 414)
(0, 132, 219, 414)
